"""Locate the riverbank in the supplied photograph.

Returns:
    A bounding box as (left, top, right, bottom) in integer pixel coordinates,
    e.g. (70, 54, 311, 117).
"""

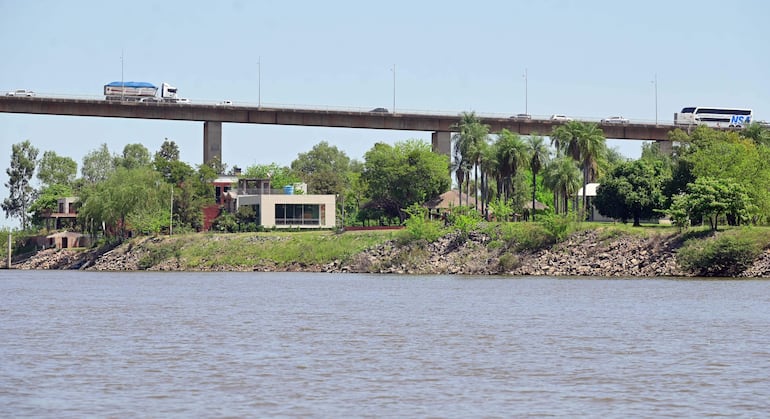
(11, 226, 770, 277)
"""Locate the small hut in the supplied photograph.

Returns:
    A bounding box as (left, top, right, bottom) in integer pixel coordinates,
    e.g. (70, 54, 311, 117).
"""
(46, 231, 89, 249)
(424, 190, 477, 219)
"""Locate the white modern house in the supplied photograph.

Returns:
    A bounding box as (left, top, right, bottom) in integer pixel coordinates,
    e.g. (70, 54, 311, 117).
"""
(576, 183, 615, 222)
(223, 178, 336, 228)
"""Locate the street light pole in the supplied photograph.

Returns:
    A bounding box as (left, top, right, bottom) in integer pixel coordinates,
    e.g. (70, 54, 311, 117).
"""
(120, 49, 124, 102)
(258, 56, 261, 108)
(523, 68, 528, 115)
(392, 64, 396, 114)
(653, 73, 658, 125)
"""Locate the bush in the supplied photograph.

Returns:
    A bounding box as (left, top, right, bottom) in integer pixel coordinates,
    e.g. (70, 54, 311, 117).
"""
(498, 253, 520, 271)
(138, 240, 182, 270)
(398, 204, 446, 244)
(540, 213, 577, 242)
(677, 232, 762, 276)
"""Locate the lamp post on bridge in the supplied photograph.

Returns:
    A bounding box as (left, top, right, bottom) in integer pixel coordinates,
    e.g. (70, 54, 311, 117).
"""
(523, 68, 528, 115)
(391, 64, 396, 114)
(652, 73, 658, 125)
(258, 57, 261, 108)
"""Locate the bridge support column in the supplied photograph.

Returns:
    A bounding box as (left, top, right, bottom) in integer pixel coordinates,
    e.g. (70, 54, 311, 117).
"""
(203, 121, 222, 164)
(432, 131, 452, 157)
(656, 139, 673, 155)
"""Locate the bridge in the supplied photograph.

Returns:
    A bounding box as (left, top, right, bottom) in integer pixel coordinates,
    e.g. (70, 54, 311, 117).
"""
(0, 96, 676, 163)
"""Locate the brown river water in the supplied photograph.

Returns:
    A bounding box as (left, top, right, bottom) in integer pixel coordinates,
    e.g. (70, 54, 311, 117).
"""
(1, 271, 768, 417)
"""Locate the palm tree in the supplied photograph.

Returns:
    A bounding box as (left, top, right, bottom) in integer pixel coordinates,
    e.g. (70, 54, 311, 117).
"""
(543, 156, 581, 214)
(526, 135, 550, 221)
(452, 112, 490, 209)
(493, 129, 527, 202)
(575, 123, 607, 218)
(551, 121, 606, 218)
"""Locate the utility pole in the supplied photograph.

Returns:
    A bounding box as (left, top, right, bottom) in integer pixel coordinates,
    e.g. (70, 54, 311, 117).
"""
(653, 73, 658, 125)
(392, 64, 396, 114)
(169, 186, 173, 236)
(524, 68, 528, 115)
(121, 49, 124, 102)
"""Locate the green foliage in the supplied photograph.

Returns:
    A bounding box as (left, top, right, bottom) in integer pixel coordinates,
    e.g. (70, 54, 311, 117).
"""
(666, 177, 752, 231)
(137, 240, 183, 270)
(212, 212, 238, 233)
(81, 143, 115, 184)
(677, 229, 764, 276)
(594, 159, 671, 226)
(116, 143, 152, 170)
(128, 206, 171, 235)
(498, 252, 520, 271)
(488, 197, 513, 222)
(540, 212, 577, 242)
(78, 167, 168, 237)
(37, 151, 77, 187)
(2, 140, 39, 229)
(28, 183, 74, 227)
(398, 203, 446, 244)
(448, 207, 482, 240)
(290, 141, 351, 195)
(362, 139, 450, 220)
(243, 162, 301, 191)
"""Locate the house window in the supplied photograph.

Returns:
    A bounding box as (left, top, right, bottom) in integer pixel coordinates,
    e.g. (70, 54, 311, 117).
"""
(275, 204, 320, 226)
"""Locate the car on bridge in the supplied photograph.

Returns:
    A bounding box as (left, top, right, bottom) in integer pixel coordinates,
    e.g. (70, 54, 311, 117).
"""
(550, 114, 573, 122)
(601, 116, 629, 125)
(370, 107, 389, 113)
(217, 100, 233, 106)
(6, 89, 35, 97)
(511, 113, 532, 121)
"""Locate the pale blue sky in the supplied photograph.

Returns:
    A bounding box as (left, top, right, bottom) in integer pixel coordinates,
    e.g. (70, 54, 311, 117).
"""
(2, 0, 769, 228)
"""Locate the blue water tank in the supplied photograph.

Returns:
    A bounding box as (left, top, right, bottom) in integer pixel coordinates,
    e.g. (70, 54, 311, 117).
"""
(283, 185, 294, 195)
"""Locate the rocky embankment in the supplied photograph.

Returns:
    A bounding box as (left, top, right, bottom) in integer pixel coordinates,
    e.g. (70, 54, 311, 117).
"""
(12, 231, 770, 277)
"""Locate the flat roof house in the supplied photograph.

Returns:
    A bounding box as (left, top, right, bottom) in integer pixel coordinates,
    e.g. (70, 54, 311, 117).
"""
(223, 178, 336, 229)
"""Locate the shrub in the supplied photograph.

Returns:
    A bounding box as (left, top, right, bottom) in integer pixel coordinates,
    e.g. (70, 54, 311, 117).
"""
(677, 232, 762, 276)
(399, 204, 446, 244)
(540, 213, 577, 242)
(138, 240, 182, 270)
(498, 253, 520, 271)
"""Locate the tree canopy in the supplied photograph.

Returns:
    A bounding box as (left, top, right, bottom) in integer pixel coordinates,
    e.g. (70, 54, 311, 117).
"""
(594, 159, 670, 226)
(362, 139, 450, 220)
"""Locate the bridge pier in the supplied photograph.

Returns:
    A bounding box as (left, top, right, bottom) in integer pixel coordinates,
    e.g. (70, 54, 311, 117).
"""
(203, 121, 222, 164)
(432, 131, 452, 157)
(656, 139, 673, 154)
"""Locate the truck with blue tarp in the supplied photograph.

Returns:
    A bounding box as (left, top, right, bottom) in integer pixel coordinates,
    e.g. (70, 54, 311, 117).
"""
(104, 81, 180, 102)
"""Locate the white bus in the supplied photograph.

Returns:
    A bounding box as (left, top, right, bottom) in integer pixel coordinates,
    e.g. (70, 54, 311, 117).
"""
(674, 107, 753, 128)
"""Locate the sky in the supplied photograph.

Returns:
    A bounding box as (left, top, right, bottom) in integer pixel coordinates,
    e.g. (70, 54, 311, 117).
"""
(1, 0, 769, 228)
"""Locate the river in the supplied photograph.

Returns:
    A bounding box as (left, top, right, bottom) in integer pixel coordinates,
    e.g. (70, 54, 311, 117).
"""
(1, 271, 768, 417)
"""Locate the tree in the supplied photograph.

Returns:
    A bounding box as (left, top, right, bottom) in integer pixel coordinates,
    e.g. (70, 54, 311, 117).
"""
(2, 140, 39, 229)
(116, 143, 151, 170)
(243, 163, 301, 191)
(542, 155, 581, 215)
(551, 121, 607, 218)
(452, 112, 489, 208)
(667, 177, 752, 230)
(593, 159, 670, 226)
(156, 138, 181, 162)
(362, 140, 450, 221)
(526, 135, 550, 221)
(291, 141, 352, 195)
(78, 167, 167, 238)
(493, 129, 527, 203)
(37, 151, 77, 187)
(81, 143, 115, 184)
